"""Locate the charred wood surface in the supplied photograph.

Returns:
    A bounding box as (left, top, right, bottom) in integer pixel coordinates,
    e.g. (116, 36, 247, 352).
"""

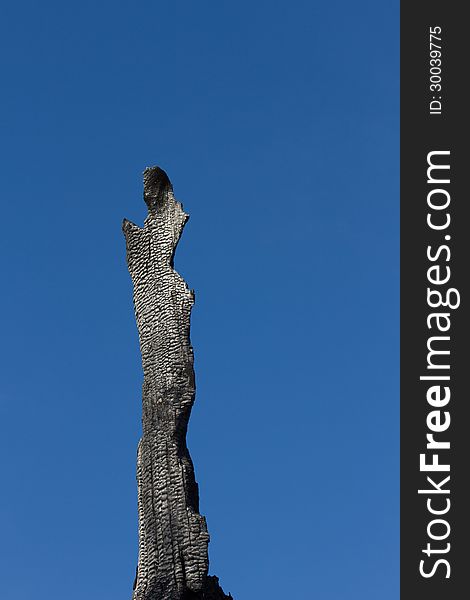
(123, 167, 232, 600)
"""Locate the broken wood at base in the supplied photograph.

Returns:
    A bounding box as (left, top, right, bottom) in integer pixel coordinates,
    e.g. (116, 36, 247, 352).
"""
(123, 167, 232, 600)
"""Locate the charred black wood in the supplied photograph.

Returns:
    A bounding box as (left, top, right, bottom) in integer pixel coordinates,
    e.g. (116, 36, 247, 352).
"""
(123, 167, 232, 600)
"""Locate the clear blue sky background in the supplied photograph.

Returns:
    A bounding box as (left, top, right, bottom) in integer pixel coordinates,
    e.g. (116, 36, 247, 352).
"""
(0, 2, 398, 599)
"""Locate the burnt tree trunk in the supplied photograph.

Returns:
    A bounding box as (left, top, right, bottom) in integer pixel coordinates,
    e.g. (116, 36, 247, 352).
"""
(123, 167, 232, 600)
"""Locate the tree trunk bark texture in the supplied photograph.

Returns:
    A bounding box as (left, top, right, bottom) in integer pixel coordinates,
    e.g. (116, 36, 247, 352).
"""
(123, 167, 232, 600)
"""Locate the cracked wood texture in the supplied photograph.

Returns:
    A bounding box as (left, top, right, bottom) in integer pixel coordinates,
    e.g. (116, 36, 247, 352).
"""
(123, 167, 232, 600)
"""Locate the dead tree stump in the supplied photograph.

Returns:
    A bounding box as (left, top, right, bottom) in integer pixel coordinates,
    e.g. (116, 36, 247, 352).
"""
(123, 167, 232, 600)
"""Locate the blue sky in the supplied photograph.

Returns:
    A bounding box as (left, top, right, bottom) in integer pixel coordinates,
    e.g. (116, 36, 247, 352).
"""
(0, 2, 398, 598)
